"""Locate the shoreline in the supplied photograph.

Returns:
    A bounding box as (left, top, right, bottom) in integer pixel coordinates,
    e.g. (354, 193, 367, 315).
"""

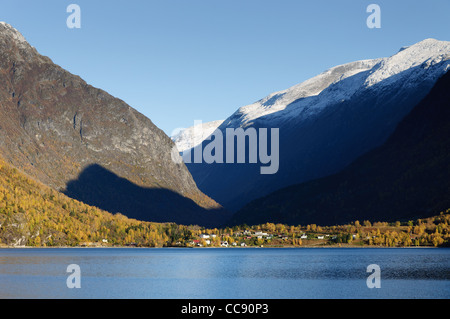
(0, 245, 441, 249)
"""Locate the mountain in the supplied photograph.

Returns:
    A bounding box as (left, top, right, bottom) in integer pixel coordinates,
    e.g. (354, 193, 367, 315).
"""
(231, 70, 450, 226)
(184, 38, 450, 212)
(172, 120, 224, 153)
(0, 22, 225, 227)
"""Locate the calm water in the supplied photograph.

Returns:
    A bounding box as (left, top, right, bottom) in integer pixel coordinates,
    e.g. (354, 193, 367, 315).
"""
(0, 248, 448, 299)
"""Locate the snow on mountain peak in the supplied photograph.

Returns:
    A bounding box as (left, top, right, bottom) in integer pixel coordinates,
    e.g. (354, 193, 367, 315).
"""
(364, 38, 450, 87)
(225, 38, 450, 127)
(232, 59, 381, 125)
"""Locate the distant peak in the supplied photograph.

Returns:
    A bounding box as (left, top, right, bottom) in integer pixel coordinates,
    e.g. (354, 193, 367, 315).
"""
(388, 38, 450, 66)
(418, 38, 440, 43)
(401, 38, 449, 51)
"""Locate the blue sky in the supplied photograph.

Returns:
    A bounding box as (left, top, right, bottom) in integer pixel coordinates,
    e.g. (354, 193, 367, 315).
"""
(1, 0, 449, 135)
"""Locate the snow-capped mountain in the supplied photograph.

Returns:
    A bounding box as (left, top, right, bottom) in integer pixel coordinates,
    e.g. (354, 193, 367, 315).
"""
(172, 120, 224, 153)
(225, 38, 450, 129)
(185, 38, 450, 212)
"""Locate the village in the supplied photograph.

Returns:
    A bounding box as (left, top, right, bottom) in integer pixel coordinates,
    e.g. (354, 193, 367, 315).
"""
(186, 229, 341, 248)
(182, 213, 450, 248)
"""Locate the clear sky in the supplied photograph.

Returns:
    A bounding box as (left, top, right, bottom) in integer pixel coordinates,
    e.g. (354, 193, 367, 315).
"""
(1, 0, 449, 135)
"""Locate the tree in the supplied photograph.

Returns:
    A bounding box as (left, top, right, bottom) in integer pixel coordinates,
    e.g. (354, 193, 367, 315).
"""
(346, 233, 353, 244)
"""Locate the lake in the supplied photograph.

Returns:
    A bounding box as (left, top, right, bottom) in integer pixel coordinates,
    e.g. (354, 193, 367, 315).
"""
(0, 248, 448, 299)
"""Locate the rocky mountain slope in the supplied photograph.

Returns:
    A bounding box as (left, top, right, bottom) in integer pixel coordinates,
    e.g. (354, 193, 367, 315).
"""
(231, 70, 450, 226)
(0, 22, 225, 227)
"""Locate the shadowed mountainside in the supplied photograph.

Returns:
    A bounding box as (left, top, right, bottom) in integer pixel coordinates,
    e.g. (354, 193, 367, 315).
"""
(64, 164, 229, 227)
(231, 70, 450, 226)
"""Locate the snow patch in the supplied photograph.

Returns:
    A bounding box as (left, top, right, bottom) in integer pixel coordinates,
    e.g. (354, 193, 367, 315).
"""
(172, 120, 225, 152)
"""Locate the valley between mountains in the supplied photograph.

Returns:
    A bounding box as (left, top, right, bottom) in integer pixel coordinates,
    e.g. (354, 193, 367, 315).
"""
(0, 22, 449, 247)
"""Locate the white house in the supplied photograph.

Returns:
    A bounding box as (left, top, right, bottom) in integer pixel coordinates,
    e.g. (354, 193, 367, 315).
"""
(254, 231, 268, 237)
(300, 234, 308, 239)
(199, 234, 210, 239)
